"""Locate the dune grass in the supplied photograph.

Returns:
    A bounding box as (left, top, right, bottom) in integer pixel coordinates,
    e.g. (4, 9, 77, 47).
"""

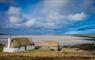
(64, 48, 95, 60)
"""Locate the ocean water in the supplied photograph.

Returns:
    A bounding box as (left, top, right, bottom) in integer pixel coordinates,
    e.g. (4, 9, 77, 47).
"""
(0, 35, 94, 46)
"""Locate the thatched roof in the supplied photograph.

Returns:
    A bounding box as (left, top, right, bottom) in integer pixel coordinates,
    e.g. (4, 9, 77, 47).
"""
(10, 37, 32, 48)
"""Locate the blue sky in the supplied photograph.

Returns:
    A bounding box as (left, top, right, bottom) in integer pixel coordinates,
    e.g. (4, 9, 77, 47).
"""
(0, 0, 95, 35)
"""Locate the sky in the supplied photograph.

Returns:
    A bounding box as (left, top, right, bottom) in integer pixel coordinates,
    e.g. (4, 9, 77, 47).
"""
(0, 0, 95, 35)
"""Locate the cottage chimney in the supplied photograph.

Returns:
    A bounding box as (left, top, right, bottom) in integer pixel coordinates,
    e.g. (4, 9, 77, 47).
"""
(7, 36, 11, 48)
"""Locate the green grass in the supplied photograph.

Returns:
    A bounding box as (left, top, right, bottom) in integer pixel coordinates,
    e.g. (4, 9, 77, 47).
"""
(0, 48, 94, 60)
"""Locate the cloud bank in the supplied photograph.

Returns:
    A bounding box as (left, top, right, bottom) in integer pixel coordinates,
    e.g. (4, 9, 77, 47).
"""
(5, 0, 88, 29)
(0, 0, 95, 34)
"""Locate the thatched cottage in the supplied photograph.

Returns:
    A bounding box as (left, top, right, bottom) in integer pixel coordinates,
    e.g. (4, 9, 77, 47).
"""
(3, 37, 35, 52)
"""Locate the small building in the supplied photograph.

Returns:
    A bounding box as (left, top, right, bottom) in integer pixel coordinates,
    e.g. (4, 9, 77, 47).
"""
(40, 41, 59, 51)
(3, 37, 34, 52)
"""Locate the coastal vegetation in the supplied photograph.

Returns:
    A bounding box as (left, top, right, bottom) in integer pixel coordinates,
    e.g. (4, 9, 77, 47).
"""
(0, 43, 95, 60)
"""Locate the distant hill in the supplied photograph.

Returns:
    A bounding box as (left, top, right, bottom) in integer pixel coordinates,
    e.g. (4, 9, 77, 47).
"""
(71, 34, 95, 41)
(64, 34, 95, 38)
(0, 33, 9, 35)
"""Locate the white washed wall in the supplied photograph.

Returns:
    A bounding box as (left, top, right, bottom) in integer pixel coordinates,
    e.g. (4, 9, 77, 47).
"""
(3, 46, 35, 52)
(19, 46, 25, 51)
(3, 47, 19, 52)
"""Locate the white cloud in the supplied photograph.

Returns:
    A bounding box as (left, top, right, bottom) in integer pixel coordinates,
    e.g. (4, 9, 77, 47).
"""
(42, 0, 68, 20)
(43, 22, 59, 29)
(47, 12, 65, 20)
(68, 13, 86, 21)
(35, 0, 69, 29)
(43, 12, 87, 29)
(9, 6, 20, 16)
(8, 6, 23, 24)
(37, 0, 87, 29)
(9, 16, 22, 24)
(43, 0, 68, 12)
(46, 12, 86, 21)
(6, 6, 37, 28)
(25, 18, 36, 28)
